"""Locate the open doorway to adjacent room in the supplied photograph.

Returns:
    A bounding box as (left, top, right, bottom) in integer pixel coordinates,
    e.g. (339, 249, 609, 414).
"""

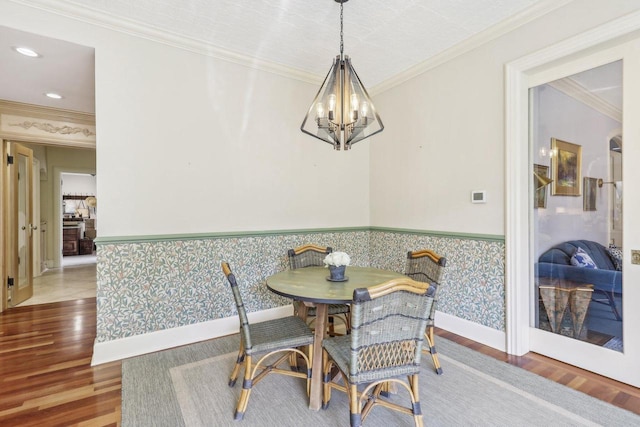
(1, 25, 97, 309)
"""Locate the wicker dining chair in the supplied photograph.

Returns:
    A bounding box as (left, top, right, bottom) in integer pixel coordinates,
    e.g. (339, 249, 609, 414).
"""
(222, 262, 314, 420)
(288, 244, 351, 335)
(322, 277, 435, 427)
(405, 249, 447, 375)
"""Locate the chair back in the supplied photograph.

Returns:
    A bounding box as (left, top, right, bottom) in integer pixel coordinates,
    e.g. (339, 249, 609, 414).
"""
(348, 278, 434, 382)
(288, 244, 332, 269)
(405, 249, 447, 286)
(222, 262, 253, 351)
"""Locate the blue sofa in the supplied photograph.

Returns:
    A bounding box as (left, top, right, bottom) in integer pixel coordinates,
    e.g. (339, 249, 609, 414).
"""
(536, 240, 621, 320)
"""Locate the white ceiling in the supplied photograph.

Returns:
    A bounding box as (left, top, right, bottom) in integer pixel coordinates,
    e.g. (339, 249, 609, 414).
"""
(0, 25, 95, 113)
(0, 0, 546, 114)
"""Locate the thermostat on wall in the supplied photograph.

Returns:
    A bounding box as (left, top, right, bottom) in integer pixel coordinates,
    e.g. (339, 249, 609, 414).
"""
(471, 190, 486, 204)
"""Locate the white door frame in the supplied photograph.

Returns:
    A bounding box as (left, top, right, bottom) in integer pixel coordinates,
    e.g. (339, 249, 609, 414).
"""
(505, 11, 640, 387)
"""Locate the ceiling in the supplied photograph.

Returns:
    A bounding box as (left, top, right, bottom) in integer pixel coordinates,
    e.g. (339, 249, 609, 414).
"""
(0, 0, 548, 114)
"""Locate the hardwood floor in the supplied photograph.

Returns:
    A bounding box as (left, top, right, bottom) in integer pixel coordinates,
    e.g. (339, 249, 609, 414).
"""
(0, 299, 638, 426)
(0, 298, 121, 427)
(436, 329, 640, 415)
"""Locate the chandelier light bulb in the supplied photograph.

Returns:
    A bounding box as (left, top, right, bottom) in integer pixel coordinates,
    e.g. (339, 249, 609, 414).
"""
(350, 93, 359, 111)
(361, 101, 369, 117)
(328, 94, 336, 120)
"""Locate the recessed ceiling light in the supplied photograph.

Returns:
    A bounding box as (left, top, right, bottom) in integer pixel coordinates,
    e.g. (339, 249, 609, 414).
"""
(13, 46, 41, 58)
(45, 92, 63, 100)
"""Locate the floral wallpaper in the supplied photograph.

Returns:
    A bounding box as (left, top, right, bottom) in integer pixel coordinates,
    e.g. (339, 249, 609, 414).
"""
(96, 229, 504, 342)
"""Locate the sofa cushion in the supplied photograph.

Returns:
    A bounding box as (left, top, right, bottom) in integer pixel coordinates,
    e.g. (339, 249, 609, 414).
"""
(570, 247, 598, 269)
(538, 240, 616, 270)
(607, 246, 623, 271)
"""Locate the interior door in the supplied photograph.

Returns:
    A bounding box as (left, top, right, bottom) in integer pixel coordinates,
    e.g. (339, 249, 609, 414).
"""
(6, 142, 34, 306)
(527, 39, 640, 387)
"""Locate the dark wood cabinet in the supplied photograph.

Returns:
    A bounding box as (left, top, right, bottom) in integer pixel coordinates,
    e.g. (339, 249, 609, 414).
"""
(63, 227, 80, 256)
(79, 238, 94, 255)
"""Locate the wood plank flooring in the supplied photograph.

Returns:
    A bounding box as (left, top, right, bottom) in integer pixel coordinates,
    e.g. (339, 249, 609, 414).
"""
(0, 298, 121, 427)
(0, 299, 638, 426)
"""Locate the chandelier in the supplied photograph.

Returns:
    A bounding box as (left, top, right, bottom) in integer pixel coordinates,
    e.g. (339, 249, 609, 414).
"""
(300, 0, 384, 151)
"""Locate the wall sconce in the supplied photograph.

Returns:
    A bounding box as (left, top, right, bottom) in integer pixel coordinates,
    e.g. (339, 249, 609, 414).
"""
(598, 178, 622, 199)
(534, 171, 553, 189)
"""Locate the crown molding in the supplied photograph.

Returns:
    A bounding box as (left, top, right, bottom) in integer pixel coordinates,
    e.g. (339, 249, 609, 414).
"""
(547, 78, 621, 122)
(370, 0, 573, 95)
(9, 0, 323, 86)
(12, 0, 573, 95)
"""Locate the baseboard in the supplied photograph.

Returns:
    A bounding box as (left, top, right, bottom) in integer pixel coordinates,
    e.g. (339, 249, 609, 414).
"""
(436, 311, 506, 352)
(92, 306, 506, 365)
(91, 305, 293, 365)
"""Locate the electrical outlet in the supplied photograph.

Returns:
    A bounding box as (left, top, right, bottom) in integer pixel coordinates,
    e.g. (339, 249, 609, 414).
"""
(632, 250, 640, 265)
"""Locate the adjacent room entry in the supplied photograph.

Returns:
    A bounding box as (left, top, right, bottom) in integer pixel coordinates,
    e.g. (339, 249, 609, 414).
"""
(507, 20, 640, 388)
(530, 61, 623, 352)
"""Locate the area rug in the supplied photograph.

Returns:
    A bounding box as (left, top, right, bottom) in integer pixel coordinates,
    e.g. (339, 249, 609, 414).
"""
(122, 335, 639, 426)
(603, 336, 624, 352)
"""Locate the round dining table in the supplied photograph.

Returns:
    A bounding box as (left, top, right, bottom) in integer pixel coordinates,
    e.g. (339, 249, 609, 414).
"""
(266, 266, 407, 410)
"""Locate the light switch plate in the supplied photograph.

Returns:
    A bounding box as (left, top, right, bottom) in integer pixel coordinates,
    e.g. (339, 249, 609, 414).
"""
(632, 250, 640, 265)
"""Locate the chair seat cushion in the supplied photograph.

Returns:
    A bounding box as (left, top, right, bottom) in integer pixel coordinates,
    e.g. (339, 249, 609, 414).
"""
(246, 316, 314, 355)
(323, 336, 421, 385)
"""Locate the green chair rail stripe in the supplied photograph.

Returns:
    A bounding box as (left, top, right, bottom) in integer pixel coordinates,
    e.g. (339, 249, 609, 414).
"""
(369, 227, 504, 242)
(94, 227, 504, 245)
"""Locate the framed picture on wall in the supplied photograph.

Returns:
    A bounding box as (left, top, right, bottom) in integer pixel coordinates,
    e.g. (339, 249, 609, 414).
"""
(583, 177, 597, 211)
(551, 138, 582, 196)
(533, 164, 549, 208)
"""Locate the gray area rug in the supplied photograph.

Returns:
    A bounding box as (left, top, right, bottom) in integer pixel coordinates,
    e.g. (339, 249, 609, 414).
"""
(603, 336, 623, 352)
(122, 335, 639, 426)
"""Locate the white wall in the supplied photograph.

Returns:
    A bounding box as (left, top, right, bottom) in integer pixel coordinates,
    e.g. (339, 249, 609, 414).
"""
(62, 173, 96, 196)
(369, 0, 640, 236)
(0, 2, 370, 238)
(531, 84, 620, 257)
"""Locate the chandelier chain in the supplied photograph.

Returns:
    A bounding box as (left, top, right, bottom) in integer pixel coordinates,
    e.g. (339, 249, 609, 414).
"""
(340, 2, 344, 56)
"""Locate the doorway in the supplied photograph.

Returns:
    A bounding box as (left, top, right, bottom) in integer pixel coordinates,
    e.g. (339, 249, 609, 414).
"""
(506, 18, 640, 388)
(60, 172, 97, 268)
(3, 143, 97, 307)
(530, 61, 622, 350)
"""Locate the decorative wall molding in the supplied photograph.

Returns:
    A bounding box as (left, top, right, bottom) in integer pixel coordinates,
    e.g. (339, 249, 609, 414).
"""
(8, 119, 95, 137)
(0, 100, 96, 148)
(548, 78, 621, 122)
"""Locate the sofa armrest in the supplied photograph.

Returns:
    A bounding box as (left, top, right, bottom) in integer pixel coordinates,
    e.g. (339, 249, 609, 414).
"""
(536, 262, 621, 294)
